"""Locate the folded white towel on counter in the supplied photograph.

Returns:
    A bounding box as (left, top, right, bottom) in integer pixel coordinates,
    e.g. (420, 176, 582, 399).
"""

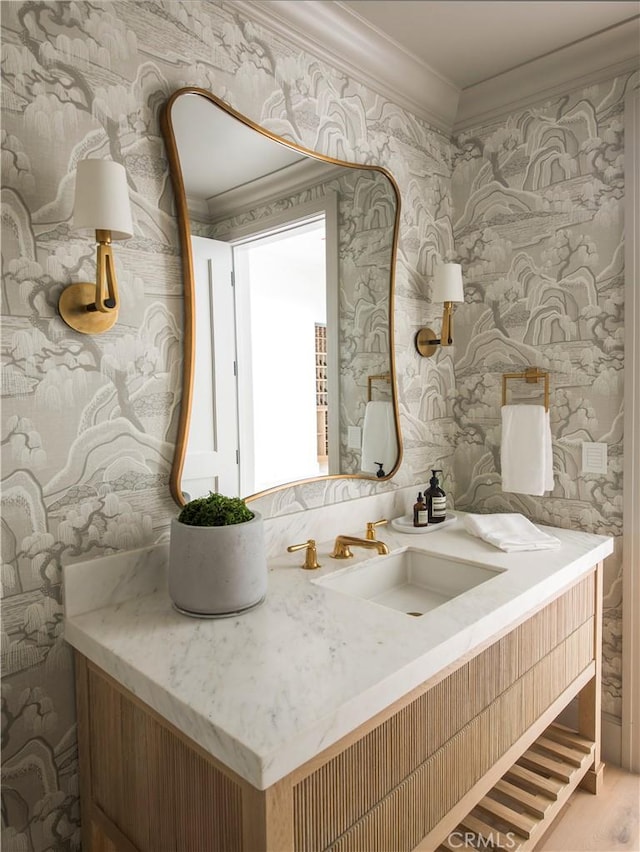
(501, 405, 554, 496)
(463, 513, 562, 552)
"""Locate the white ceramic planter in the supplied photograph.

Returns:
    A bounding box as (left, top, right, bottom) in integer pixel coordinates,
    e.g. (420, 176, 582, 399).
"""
(168, 512, 267, 617)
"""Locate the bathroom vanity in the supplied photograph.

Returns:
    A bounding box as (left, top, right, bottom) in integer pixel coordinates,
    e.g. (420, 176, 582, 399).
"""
(64, 515, 612, 851)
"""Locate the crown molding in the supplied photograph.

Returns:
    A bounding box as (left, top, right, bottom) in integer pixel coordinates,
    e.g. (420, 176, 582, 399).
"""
(188, 197, 210, 221)
(209, 158, 344, 222)
(188, 158, 344, 224)
(234, 0, 459, 132)
(454, 17, 640, 131)
(235, 2, 638, 136)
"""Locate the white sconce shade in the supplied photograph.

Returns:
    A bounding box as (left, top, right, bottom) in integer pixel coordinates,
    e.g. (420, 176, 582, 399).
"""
(432, 262, 464, 303)
(73, 159, 133, 240)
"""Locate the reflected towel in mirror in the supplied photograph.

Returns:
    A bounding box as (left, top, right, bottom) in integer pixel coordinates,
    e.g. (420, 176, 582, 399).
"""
(361, 401, 396, 475)
(501, 404, 554, 496)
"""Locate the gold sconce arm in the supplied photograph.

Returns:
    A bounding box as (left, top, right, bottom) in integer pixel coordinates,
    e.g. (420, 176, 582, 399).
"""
(440, 300, 454, 346)
(59, 229, 120, 334)
(94, 230, 119, 313)
(415, 301, 456, 357)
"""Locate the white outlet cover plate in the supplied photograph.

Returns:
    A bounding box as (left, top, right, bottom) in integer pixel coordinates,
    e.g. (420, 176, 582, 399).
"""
(348, 426, 362, 449)
(582, 441, 607, 474)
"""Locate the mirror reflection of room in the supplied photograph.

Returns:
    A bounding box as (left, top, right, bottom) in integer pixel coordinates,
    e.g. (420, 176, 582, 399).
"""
(165, 90, 401, 501)
(236, 220, 329, 494)
(186, 218, 330, 500)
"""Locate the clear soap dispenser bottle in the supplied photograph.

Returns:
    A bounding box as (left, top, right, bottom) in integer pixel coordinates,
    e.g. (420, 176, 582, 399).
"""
(425, 470, 446, 524)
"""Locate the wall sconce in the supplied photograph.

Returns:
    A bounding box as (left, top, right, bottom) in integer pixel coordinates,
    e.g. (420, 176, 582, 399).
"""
(58, 159, 133, 334)
(415, 262, 464, 357)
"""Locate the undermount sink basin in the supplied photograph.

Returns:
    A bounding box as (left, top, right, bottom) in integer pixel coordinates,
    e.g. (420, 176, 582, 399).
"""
(313, 547, 503, 617)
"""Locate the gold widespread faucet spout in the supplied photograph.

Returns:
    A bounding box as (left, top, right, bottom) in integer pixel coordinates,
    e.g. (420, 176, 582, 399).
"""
(331, 535, 390, 559)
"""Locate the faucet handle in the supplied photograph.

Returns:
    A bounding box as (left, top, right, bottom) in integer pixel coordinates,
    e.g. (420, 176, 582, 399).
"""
(287, 539, 321, 570)
(366, 519, 388, 540)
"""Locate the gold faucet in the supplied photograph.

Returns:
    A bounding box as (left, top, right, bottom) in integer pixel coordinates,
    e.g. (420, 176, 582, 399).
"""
(331, 535, 389, 559)
(366, 519, 388, 540)
(287, 539, 321, 570)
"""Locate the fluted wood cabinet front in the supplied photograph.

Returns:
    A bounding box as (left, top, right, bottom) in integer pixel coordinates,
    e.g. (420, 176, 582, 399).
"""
(75, 566, 602, 852)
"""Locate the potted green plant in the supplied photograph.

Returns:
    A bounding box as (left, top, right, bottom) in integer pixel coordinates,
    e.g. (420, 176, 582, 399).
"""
(168, 492, 267, 617)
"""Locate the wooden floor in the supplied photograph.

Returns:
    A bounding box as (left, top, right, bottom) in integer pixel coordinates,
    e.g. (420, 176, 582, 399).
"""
(537, 764, 640, 851)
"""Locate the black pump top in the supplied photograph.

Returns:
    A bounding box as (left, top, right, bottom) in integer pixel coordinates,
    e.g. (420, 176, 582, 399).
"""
(430, 469, 443, 487)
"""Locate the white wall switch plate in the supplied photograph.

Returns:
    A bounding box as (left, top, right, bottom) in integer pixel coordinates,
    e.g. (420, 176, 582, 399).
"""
(582, 441, 607, 474)
(348, 426, 362, 449)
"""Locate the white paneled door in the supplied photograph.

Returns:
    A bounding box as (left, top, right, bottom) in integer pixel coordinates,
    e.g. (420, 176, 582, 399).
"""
(181, 236, 240, 500)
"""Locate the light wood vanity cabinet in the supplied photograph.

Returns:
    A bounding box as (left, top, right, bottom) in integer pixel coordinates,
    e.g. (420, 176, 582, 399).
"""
(76, 565, 603, 852)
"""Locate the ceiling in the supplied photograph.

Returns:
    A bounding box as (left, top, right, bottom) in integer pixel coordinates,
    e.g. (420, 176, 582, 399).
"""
(339, 1, 639, 90)
(170, 92, 305, 200)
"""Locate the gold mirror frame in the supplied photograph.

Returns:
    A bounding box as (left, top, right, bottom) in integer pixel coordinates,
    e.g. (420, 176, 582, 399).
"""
(161, 87, 403, 506)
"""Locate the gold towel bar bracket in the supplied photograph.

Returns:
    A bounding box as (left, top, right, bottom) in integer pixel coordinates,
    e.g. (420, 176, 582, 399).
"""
(367, 372, 391, 402)
(502, 367, 550, 411)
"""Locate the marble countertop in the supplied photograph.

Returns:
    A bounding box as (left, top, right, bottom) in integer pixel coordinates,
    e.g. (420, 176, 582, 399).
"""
(63, 513, 612, 790)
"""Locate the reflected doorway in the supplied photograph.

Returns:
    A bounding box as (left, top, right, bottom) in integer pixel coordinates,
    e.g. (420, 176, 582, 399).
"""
(234, 217, 331, 494)
(183, 212, 338, 501)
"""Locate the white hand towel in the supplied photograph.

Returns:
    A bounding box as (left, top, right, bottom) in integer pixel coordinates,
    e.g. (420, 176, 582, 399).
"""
(361, 401, 396, 475)
(463, 513, 561, 552)
(501, 405, 554, 496)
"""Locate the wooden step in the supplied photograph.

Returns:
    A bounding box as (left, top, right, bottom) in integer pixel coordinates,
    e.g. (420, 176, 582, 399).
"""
(491, 778, 553, 819)
(517, 748, 574, 783)
(533, 735, 584, 767)
(504, 764, 564, 800)
(544, 723, 594, 754)
(438, 723, 596, 852)
(461, 812, 525, 849)
(475, 796, 537, 838)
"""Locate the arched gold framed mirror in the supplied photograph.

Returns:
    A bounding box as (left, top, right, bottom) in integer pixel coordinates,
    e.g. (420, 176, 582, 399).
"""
(161, 87, 402, 505)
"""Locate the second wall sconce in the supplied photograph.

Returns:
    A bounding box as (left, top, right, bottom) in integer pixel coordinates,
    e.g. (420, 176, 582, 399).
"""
(58, 159, 133, 334)
(415, 262, 464, 357)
